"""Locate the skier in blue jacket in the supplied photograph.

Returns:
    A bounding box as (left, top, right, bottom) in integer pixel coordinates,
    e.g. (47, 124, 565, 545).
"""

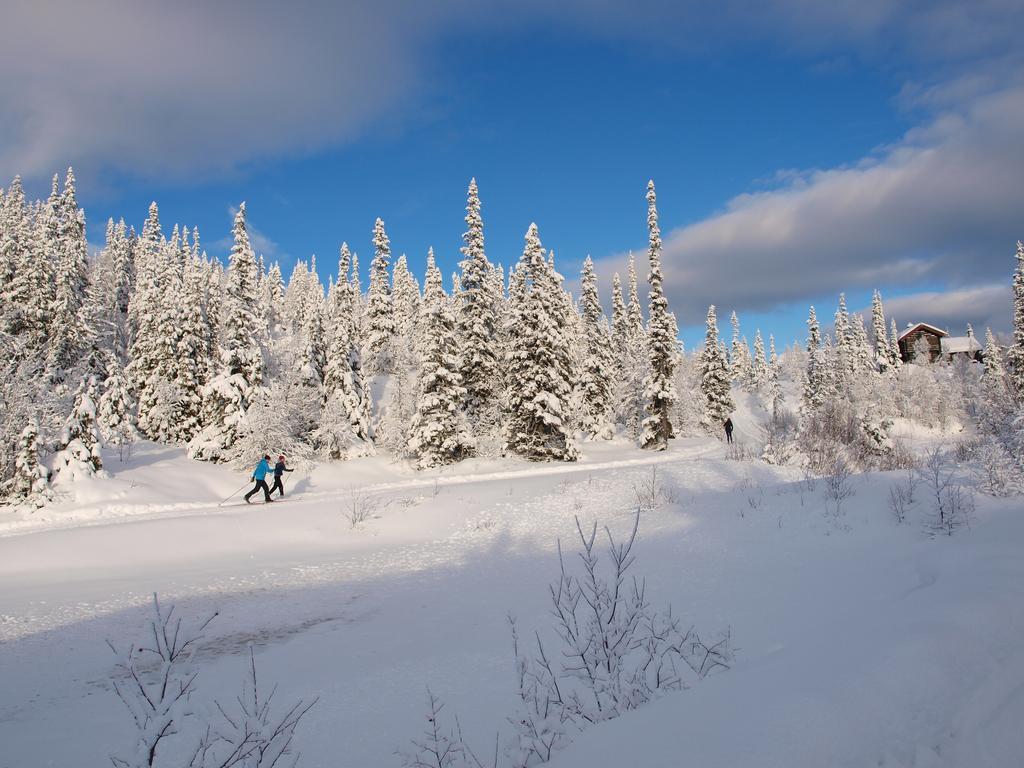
(244, 455, 274, 503)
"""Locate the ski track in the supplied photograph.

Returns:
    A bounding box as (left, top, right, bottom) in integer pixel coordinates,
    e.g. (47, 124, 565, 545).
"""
(0, 445, 717, 539)
(0, 453, 715, 642)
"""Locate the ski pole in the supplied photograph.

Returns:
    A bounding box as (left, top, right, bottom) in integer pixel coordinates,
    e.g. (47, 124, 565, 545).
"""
(219, 480, 251, 506)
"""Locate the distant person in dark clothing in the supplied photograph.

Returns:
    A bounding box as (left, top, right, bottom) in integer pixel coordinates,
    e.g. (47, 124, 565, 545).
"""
(270, 454, 293, 497)
(724, 418, 734, 444)
(244, 455, 274, 503)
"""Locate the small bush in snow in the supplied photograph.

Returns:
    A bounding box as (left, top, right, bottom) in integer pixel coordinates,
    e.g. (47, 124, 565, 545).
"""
(631, 466, 677, 511)
(344, 487, 381, 528)
(918, 449, 974, 535)
(507, 512, 731, 766)
(108, 594, 313, 768)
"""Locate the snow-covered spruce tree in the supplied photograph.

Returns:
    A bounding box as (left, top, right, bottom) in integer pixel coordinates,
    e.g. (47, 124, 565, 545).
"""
(729, 311, 751, 384)
(9, 187, 57, 353)
(801, 306, 824, 416)
(578, 256, 615, 440)
(90, 218, 135, 361)
(1008, 241, 1024, 401)
(833, 293, 853, 388)
(55, 375, 104, 481)
(457, 178, 501, 431)
(0, 176, 31, 336)
(9, 418, 52, 506)
(889, 317, 903, 372)
(767, 334, 784, 417)
(504, 224, 578, 461)
(318, 243, 374, 457)
(871, 290, 894, 372)
(97, 357, 138, 458)
(128, 201, 167, 438)
(377, 253, 421, 453)
(159, 240, 210, 443)
(850, 313, 874, 375)
(698, 305, 734, 433)
(640, 181, 677, 450)
(48, 168, 93, 377)
(189, 203, 264, 462)
(980, 327, 1014, 427)
(751, 330, 767, 390)
(615, 254, 648, 438)
(407, 251, 473, 468)
(364, 217, 395, 376)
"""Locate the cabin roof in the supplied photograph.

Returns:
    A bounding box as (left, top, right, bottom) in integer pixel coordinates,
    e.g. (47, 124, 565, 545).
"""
(897, 322, 949, 342)
(941, 336, 983, 354)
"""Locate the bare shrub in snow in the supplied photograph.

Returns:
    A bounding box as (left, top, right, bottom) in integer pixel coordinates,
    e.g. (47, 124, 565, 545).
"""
(725, 440, 752, 462)
(760, 410, 797, 465)
(879, 438, 917, 472)
(196, 645, 316, 768)
(400, 689, 494, 768)
(888, 484, 911, 524)
(344, 487, 381, 528)
(918, 449, 974, 535)
(108, 595, 313, 768)
(506, 512, 731, 766)
(631, 466, 677, 511)
(822, 456, 854, 525)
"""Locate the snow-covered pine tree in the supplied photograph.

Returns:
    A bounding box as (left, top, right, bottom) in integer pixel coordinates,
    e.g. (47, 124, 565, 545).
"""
(97, 357, 138, 458)
(504, 224, 578, 462)
(751, 330, 767, 389)
(375, 252, 421, 454)
(189, 203, 264, 462)
(10, 418, 52, 506)
(639, 181, 677, 450)
(833, 293, 856, 385)
(55, 375, 104, 480)
(889, 318, 903, 371)
(407, 251, 473, 468)
(767, 334, 784, 417)
(801, 306, 824, 416)
(1, 176, 32, 336)
(698, 305, 734, 433)
(981, 327, 1012, 421)
(578, 256, 614, 440)
(9, 187, 57, 351)
(128, 201, 166, 438)
(457, 178, 500, 429)
(49, 168, 93, 376)
(854, 313, 875, 373)
(871, 290, 893, 372)
(318, 243, 373, 456)
(1008, 241, 1024, 401)
(364, 217, 395, 376)
(617, 254, 648, 438)
(729, 311, 751, 383)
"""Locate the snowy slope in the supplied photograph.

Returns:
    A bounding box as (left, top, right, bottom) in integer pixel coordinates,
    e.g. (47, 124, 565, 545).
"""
(1, 435, 1022, 767)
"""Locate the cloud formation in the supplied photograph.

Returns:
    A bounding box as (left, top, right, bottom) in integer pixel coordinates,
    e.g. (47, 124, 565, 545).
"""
(3, 1, 1022, 182)
(865, 284, 1012, 339)
(594, 83, 1024, 328)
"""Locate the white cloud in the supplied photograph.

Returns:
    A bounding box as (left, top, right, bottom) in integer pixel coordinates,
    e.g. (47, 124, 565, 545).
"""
(864, 284, 1012, 336)
(593, 83, 1024, 327)
(2, 1, 1022, 184)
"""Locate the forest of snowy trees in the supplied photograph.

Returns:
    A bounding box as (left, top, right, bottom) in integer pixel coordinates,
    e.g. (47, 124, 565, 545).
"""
(1, 170, 1023, 507)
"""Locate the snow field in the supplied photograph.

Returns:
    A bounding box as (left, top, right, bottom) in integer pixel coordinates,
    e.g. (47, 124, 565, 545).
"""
(1, 437, 1022, 767)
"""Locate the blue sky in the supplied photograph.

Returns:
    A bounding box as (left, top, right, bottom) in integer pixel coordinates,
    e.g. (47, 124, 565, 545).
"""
(3, 2, 1022, 348)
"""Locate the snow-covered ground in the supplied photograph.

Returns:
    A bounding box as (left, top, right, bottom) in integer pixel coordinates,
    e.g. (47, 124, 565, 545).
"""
(1, 435, 1022, 767)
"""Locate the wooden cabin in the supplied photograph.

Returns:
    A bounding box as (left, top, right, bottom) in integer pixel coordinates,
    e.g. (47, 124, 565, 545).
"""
(897, 322, 947, 363)
(897, 322, 984, 363)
